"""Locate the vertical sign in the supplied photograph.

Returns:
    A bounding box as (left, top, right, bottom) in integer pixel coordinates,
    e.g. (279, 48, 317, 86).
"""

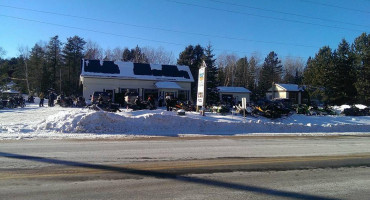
(196, 61, 207, 107)
(242, 98, 247, 109)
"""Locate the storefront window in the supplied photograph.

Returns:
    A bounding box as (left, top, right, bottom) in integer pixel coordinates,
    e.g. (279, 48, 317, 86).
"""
(178, 90, 188, 101)
(144, 89, 158, 100)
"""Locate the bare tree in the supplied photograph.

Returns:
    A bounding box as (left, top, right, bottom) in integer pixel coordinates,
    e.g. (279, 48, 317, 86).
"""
(18, 45, 31, 94)
(104, 48, 113, 61)
(84, 40, 103, 60)
(216, 53, 239, 86)
(142, 46, 175, 64)
(282, 56, 304, 84)
(112, 47, 123, 61)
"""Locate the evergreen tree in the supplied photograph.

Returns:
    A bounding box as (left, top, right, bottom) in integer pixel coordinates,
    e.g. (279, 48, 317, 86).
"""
(29, 43, 47, 93)
(234, 57, 248, 87)
(258, 51, 282, 98)
(62, 36, 86, 95)
(177, 45, 204, 102)
(4, 58, 24, 92)
(247, 56, 258, 100)
(353, 33, 370, 105)
(121, 46, 148, 63)
(122, 48, 132, 61)
(332, 39, 356, 104)
(46, 35, 63, 92)
(132, 45, 148, 63)
(303, 46, 334, 103)
(203, 44, 218, 105)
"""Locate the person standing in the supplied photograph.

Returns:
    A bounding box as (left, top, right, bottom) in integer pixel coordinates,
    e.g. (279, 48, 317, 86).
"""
(49, 91, 55, 107)
(158, 95, 163, 107)
(165, 93, 171, 111)
(39, 92, 44, 107)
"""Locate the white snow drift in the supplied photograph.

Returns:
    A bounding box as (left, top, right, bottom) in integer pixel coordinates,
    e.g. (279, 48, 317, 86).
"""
(0, 103, 369, 140)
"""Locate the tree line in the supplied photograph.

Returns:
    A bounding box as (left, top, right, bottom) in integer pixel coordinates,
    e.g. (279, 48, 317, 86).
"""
(0, 32, 369, 105)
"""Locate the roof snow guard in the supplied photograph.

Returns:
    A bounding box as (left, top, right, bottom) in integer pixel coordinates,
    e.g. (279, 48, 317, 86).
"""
(81, 59, 194, 82)
(217, 87, 251, 93)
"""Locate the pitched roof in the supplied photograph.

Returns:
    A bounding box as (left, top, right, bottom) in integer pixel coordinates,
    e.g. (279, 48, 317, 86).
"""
(80, 60, 194, 82)
(217, 86, 251, 93)
(268, 83, 303, 92)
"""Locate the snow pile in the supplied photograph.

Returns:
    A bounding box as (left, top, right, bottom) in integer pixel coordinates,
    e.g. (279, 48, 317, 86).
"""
(1, 103, 369, 139)
(34, 108, 370, 136)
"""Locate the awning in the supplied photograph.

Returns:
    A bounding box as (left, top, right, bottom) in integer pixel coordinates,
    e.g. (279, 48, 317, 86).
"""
(155, 82, 182, 89)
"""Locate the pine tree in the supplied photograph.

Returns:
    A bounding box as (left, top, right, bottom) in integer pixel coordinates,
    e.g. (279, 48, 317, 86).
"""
(203, 44, 218, 105)
(29, 43, 47, 93)
(247, 56, 258, 97)
(332, 39, 356, 104)
(177, 45, 204, 102)
(235, 57, 248, 87)
(46, 35, 63, 92)
(121, 46, 148, 63)
(62, 36, 86, 95)
(122, 48, 132, 61)
(258, 51, 282, 98)
(353, 33, 370, 105)
(303, 46, 334, 103)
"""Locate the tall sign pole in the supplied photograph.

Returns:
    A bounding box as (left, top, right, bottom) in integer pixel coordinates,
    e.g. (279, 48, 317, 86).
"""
(196, 61, 207, 116)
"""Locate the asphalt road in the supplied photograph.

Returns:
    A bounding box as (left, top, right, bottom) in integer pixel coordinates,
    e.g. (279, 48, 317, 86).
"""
(1, 136, 370, 199)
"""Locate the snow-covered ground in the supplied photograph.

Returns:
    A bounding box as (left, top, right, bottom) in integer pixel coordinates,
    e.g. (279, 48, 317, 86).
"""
(0, 100, 369, 140)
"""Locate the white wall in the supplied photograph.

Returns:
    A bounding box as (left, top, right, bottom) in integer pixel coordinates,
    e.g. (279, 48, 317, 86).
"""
(219, 92, 250, 103)
(81, 77, 191, 101)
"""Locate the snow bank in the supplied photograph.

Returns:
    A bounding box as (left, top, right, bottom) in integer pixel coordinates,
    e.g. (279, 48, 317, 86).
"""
(1, 104, 369, 140)
(34, 109, 370, 136)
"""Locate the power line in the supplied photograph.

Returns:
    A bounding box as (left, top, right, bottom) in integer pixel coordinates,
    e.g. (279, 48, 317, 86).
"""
(207, 0, 370, 28)
(0, 4, 319, 48)
(0, 14, 309, 60)
(165, 0, 367, 32)
(300, 0, 370, 14)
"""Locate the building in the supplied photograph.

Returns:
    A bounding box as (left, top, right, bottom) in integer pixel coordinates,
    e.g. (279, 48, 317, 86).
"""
(80, 60, 194, 102)
(266, 83, 304, 104)
(217, 86, 252, 104)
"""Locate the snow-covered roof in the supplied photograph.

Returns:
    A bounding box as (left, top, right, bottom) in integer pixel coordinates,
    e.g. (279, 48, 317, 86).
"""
(154, 82, 182, 89)
(80, 60, 194, 82)
(1, 89, 20, 94)
(217, 87, 251, 93)
(268, 84, 302, 92)
(6, 81, 16, 88)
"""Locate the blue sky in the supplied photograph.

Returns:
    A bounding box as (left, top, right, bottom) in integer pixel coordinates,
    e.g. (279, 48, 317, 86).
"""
(0, 0, 369, 62)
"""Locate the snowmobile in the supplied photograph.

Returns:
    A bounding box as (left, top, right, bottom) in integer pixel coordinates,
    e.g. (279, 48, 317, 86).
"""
(56, 96, 74, 107)
(343, 106, 370, 116)
(75, 96, 87, 107)
(174, 100, 195, 111)
(88, 97, 121, 112)
(27, 96, 35, 103)
(253, 101, 291, 119)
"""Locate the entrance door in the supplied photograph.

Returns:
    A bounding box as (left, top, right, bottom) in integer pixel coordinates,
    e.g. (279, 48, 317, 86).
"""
(143, 89, 158, 101)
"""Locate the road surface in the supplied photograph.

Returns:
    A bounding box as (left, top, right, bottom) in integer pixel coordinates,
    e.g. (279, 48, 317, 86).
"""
(1, 136, 370, 199)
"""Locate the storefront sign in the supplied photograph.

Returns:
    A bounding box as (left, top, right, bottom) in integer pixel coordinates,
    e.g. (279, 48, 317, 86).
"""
(197, 61, 207, 106)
